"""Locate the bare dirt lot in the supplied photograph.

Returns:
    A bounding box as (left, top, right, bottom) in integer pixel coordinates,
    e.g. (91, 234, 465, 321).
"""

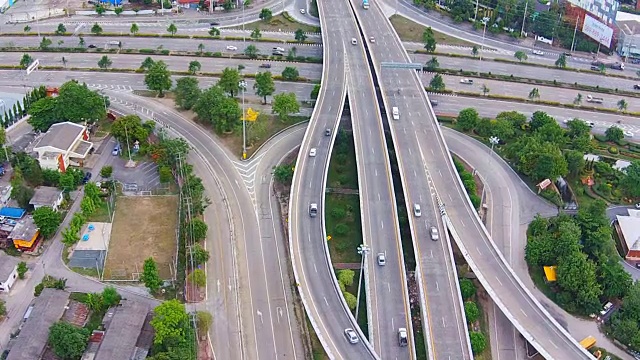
(103, 195, 179, 280)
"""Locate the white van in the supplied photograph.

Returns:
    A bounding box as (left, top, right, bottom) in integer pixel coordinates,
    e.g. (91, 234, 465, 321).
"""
(392, 107, 399, 120)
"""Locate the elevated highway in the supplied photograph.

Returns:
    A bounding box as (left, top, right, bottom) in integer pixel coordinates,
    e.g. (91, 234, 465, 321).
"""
(353, 1, 596, 359)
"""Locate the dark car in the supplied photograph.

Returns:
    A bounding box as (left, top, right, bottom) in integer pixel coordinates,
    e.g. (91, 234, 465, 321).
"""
(259, 63, 272, 68)
(82, 172, 92, 184)
(210, 22, 220, 26)
(88, 44, 97, 48)
(634, 84, 640, 90)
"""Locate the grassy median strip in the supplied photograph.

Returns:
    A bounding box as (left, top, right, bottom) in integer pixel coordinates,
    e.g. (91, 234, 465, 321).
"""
(229, 13, 321, 34)
(389, 14, 476, 47)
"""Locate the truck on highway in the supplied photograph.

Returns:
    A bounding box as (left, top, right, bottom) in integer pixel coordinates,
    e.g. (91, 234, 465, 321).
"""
(579, 335, 596, 350)
(362, 0, 369, 9)
(586, 95, 604, 104)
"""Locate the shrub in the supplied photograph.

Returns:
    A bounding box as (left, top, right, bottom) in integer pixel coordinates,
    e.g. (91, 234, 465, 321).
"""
(34, 283, 44, 296)
(608, 146, 619, 154)
(459, 278, 476, 300)
(331, 207, 346, 219)
(334, 223, 349, 235)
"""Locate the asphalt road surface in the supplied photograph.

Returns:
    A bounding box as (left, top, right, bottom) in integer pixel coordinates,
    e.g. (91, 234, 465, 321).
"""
(421, 72, 640, 112)
(0, 36, 323, 58)
(107, 91, 305, 360)
(0, 51, 322, 79)
(412, 53, 640, 92)
(353, 1, 472, 359)
(345, 4, 413, 358)
(358, 1, 594, 359)
(288, 0, 380, 357)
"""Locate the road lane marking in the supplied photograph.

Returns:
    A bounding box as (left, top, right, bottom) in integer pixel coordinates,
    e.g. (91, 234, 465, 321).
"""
(371, 147, 375, 154)
(495, 276, 503, 286)
(313, 263, 317, 273)
(414, 170, 417, 177)
(308, 234, 311, 242)
(378, 193, 381, 201)
(476, 246, 482, 255)
(435, 281, 439, 291)
(257, 310, 263, 324)
(381, 220, 384, 229)
(375, 169, 378, 177)
(549, 340, 558, 348)
(323, 297, 329, 306)
(520, 309, 528, 317)
(442, 318, 446, 327)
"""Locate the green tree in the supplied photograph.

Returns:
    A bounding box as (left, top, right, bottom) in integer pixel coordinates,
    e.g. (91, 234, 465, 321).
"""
(250, 28, 261, 39)
(337, 269, 355, 287)
(144, 60, 172, 96)
(564, 150, 585, 177)
(130, 23, 139, 35)
(140, 56, 155, 70)
(19, 53, 33, 69)
(150, 300, 189, 345)
(158, 166, 173, 183)
(573, 93, 583, 106)
(48, 321, 90, 360)
(167, 23, 178, 36)
(557, 251, 602, 314)
(100, 165, 113, 178)
(244, 44, 259, 58)
(141, 257, 163, 293)
(174, 77, 201, 110)
(310, 84, 321, 100)
(425, 56, 439, 71)
(193, 85, 241, 133)
(192, 244, 210, 266)
(281, 66, 299, 81)
(188, 218, 208, 242)
(459, 278, 476, 300)
(469, 331, 487, 354)
(273, 164, 294, 184)
(618, 99, 629, 112)
(95, 4, 106, 14)
(111, 115, 152, 148)
(23, 25, 31, 32)
(114, 6, 123, 15)
(97, 55, 112, 69)
(342, 290, 357, 310)
(599, 259, 632, 299)
(39, 36, 52, 49)
(17, 261, 28, 279)
(55, 23, 67, 35)
(208, 27, 220, 37)
(218, 67, 242, 97)
(456, 108, 479, 132)
(91, 23, 103, 35)
(0, 299, 5, 316)
(259, 8, 273, 21)
(254, 71, 276, 104)
(32, 206, 62, 239)
(471, 45, 478, 56)
(481, 84, 490, 96)
(102, 286, 121, 307)
(272, 92, 300, 121)
(514, 50, 528, 62)
(61, 56, 67, 68)
(621, 161, 640, 198)
(197, 43, 205, 54)
(294, 28, 307, 42)
(429, 74, 445, 91)
(188, 269, 207, 287)
(555, 53, 567, 68)
(528, 87, 540, 101)
(422, 26, 436, 52)
(464, 301, 479, 323)
(605, 126, 624, 142)
(78, 36, 85, 47)
(187, 60, 201, 75)
(196, 311, 213, 334)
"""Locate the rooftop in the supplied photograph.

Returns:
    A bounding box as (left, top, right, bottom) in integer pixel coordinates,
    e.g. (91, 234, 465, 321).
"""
(75, 223, 112, 252)
(0, 252, 19, 280)
(8, 216, 39, 241)
(34, 122, 86, 153)
(6, 289, 69, 360)
(70, 140, 93, 158)
(617, 209, 640, 252)
(94, 301, 151, 360)
(29, 186, 63, 207)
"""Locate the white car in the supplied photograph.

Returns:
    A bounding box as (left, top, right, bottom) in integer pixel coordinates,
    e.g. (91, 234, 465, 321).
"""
(377, 253, 386, 266)
(300, 8, 305, 13)
(430, 226, 439, 241)
(624, 130, 634, 138)
(344, 328, 359, 344)
(309, 148, 317, 157)
(460, 78, 474, 84)
(351, 38, 357, 45)
(532, 49, 544, 56)
(369, 36, 375, 43)
(413, 203, 421, 217)
(226, 45, 238, 51)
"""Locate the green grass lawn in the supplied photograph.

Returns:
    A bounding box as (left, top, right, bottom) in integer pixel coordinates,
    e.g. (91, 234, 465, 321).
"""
(231, 14, 320, 33)
(327, 132, 359, 190)
(86, 199, 111, 223)
(389, 14, 476, 46)
(325, 194, 362, 263)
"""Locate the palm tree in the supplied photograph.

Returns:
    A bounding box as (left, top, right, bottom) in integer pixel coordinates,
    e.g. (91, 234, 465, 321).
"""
(617, 99, 628, 112)
(573, 93, 582, 106)
(198, 43, 205, 54)
(130, 23, 139, 36)
(481, 84, 490, 96)
(61, 56, 67, 68)
(528, 88, 540, 101)
(167, 23, 177, 36)
(471, 46, 478, 57)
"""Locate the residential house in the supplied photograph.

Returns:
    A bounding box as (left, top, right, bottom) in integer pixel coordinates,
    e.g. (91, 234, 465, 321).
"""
(9, 216, 41, 252)
(32, 122, 93, 172)
(29, 186, 64, 212)
(616, 209, 640, 262)
(6, 289, 69, 360)
(0, 252, 19, 292)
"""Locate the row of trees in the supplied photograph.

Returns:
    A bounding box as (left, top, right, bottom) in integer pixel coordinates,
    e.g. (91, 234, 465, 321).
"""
(459, 278, 487, 354)
(525, 201, 631, 315)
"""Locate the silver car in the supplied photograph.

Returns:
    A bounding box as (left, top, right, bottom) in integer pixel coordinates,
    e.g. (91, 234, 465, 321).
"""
(413, 204, 421, 217)
(344, 328, 359, 344)
(377, 253, 386, 266)
(430, 226, 439, 241)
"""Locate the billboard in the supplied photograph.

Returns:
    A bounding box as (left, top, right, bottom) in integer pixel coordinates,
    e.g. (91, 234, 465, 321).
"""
(582, 14, 613, 48)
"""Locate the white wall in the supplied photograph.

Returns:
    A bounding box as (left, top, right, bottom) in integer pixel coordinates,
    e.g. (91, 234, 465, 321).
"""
(0, 266, 18, 292)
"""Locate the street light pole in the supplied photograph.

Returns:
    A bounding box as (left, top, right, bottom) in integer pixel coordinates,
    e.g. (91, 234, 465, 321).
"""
(479, 21, 487, 62)
(355, 244, 369, 321)
(240, 80, 247, 159)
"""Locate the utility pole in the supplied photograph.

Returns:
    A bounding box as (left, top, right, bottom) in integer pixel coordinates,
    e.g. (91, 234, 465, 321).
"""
(355, 244, 369, 320)
(570, 15, 579, 52)
(520, 0, 529, 37)
(479, 20, 487, 62)
(240, 80, 247, 159)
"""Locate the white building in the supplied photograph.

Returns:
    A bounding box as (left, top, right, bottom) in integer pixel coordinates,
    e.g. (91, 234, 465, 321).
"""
(616, 12, 640, 58)
(0, 252, 19, 292)
(32, 122, 93, 172)
(29, 187, 64, 212)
